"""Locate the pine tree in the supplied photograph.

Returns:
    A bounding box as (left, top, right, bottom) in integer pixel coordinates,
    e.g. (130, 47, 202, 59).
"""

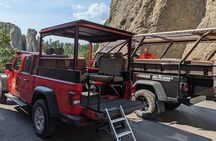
(0, 29, 17, 72)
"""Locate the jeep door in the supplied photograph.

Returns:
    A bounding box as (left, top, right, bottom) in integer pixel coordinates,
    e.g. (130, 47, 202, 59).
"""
(18, 55, 34, 103)
(7, 56, 22, 97)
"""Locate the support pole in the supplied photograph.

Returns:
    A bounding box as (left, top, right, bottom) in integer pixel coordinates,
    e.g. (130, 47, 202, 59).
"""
(131, 36, 146, 58)
(160, 42, 173, 59)
(39, 35, 43, 59)
(88, 42, 93, 68)
(127, 37, 132, 71)
(74, 26, 79, 70)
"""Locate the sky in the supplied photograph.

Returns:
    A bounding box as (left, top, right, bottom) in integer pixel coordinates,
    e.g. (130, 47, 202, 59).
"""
(0, 0, 111, 35)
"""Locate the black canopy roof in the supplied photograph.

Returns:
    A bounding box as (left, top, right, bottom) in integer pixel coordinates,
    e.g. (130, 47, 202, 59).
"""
(40, 20, 133, 43)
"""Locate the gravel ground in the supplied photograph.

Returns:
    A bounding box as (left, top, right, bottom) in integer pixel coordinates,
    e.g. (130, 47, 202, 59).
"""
(0, 100, 216, 141)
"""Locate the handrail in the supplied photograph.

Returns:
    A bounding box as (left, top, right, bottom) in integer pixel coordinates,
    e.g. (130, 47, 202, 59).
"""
(177, 30, 213, 99)
(160, 42, 173, 59)
(131, 36, 146, 58)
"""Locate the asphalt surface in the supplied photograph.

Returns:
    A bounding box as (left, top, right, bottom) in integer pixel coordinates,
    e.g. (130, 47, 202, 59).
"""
(0, 100, 216, 141)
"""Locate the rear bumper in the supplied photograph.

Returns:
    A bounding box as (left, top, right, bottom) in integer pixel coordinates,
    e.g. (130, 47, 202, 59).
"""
(61, 114, 90, 126)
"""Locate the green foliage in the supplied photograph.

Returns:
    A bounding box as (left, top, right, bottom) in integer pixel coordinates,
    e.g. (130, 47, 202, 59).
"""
(42, 40, 99, 62)
(0, 29, 17, 73)
(43, 39, 74, 56)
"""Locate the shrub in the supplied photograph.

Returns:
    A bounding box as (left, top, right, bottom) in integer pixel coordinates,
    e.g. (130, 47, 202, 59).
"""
(0, 29, 17, 72)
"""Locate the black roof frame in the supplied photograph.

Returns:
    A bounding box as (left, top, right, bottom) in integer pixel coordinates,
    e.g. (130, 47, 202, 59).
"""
(39, 20, 133, 70)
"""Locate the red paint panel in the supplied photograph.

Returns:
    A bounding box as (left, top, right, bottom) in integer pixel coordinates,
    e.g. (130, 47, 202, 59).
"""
(34, 76, 83, 115)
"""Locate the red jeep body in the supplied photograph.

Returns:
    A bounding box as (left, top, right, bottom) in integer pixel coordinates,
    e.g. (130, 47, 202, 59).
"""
(4, 20, 142, 131)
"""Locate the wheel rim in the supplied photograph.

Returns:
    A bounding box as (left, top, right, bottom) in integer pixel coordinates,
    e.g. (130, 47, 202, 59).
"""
(34, 106, 45, 132)
(136, 96, 149, 112)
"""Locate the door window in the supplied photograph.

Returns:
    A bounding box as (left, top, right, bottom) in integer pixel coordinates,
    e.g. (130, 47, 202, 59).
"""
(14, 57, 22, 71)
(22, 57, 32, 73)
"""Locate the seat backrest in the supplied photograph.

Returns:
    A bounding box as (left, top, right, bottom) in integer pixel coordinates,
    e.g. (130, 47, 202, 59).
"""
(98, 53, 125, 76)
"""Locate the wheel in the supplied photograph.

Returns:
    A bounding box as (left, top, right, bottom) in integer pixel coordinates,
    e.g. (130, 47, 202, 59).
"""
(0, 90, 7, 104)
(132, 89, 156, 119)
(32, 99, 57, 138)
(164, 102, 181, 110)
(0, 82, 7, 104)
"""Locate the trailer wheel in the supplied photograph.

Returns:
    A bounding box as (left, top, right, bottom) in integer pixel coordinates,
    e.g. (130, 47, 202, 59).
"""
(132, 89, 156, 119)
(164, 102, 181, 110)
(32, 99, 57, 138)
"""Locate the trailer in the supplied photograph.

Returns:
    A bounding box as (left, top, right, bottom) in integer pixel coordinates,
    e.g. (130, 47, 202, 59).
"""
(94, 28, 216, 119)
(131, 28, 216, 118)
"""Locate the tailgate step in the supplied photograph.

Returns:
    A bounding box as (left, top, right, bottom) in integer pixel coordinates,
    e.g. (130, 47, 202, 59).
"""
(117, 131, 131, 138)
(105, 105, 136, 141)
(4, 93, 27, 107)
(111, 117, 125, 123)
(107, 107, 119, 112)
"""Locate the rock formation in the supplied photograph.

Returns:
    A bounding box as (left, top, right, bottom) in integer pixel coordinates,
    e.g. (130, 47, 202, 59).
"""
(26, 29, 38, 52)
(183, 0, 216, 61)
(106, 0, 205, 34)
(0, 22, 24, 50)
(9, 26, 23, 50)
(105, 0, 216, 59)
(0, 22, 38, 51)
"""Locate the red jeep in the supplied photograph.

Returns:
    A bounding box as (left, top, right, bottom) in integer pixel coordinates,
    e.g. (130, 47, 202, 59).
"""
(0, 20, 142, 138)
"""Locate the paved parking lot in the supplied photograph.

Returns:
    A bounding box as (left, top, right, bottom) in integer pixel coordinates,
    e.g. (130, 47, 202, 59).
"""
(0, 100, 216, 141)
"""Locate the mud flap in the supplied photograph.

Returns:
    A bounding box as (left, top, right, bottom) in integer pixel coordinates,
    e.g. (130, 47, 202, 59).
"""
(156, 101, 165, 113)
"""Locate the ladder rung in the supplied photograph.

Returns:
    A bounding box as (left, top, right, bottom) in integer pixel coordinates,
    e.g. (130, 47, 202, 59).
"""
(107, 107, 119, 112)
(117, 131, 131, 138)
(111, 117, 125, 123)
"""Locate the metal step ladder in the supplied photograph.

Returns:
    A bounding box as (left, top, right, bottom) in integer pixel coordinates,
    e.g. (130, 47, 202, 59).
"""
(105, 105, 136, 141)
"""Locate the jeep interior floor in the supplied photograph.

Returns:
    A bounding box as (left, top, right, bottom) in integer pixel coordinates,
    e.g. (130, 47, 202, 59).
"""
(81, 94, 142, 113)
(81, 94, 119, 106)
(89, 99, 142, 112)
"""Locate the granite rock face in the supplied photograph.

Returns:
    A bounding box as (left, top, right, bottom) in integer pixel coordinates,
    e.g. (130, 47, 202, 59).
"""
(0, 22, 38, 51)
(0, 22, 24, 50)
(106, 0, 211, 59)
(183, 0, 216, 61)
(106, 0, 205, 34)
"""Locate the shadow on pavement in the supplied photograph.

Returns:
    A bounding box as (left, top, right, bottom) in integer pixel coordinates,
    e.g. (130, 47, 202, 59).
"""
(152, 104, 216, 132)
(130, 119, 211, 141)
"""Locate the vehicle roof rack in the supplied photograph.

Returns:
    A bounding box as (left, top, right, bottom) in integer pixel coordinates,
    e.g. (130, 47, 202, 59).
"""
(40, 20, 133, 43)
(134, 28, 216, 43)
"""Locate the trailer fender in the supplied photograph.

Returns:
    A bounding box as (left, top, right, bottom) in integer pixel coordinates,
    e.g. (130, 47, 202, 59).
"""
(32, 86, 60, 118)
(133, 80, 167, 101)
(0, 74, 8, 93)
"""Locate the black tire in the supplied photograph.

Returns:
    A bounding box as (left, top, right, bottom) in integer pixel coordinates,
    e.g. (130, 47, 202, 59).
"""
(0, 91, 7, 104)
(132, 89, 156, 119)
(164, 102, 181, 110)
(32, 99, 57, 138)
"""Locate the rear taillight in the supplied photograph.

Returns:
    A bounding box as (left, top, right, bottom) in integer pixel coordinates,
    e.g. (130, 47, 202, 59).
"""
(180, 83, 190, 92)
(68, 91, 81, 105)
(131, 86, 136, 94)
